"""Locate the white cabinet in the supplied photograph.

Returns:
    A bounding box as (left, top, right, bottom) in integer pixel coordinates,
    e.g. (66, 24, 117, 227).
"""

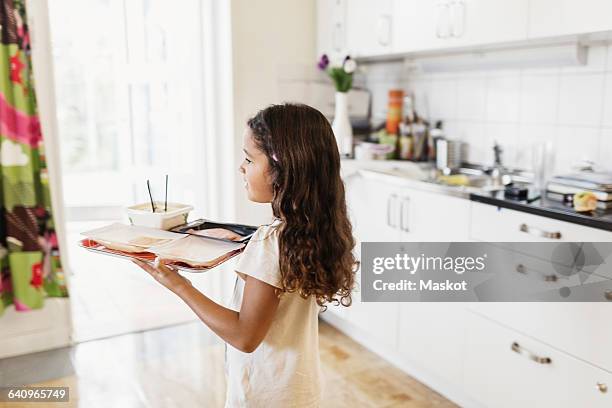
(343, 172, 471, 383)
(350, 172, 471, 243)
(393, 0, 452, 53)
(469, 201, 612, 373)
(469, 303, 612, 372)
(316, 0, 348, 62)
(320, 0, 612, 60)
(393, 0, 529, 54)
(398, 303, 466, 384)
(345, 0, 393, 58)
(452, 0, 529, 47)
(529, 0, 612, 39)
(464, 312, 612, 408)
(470, 201, 612, 243)
(341, 174, 401, 347)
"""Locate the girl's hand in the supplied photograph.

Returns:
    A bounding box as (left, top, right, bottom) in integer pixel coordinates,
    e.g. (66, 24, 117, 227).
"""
(132, 257, 192, 294)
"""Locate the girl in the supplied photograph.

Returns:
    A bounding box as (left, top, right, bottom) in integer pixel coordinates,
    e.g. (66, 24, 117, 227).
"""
(132, 103, 356, 407)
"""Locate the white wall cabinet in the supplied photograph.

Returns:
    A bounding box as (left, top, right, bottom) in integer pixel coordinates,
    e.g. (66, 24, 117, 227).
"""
(316, 0, 349, 62)
(345, 0, 393, 58)
(528, 0, 612, 39)
(448, 0, 529, 48)
(392, 0, 452, 53)
(319, 0, 612, 60)
(393, 0, 529, 54)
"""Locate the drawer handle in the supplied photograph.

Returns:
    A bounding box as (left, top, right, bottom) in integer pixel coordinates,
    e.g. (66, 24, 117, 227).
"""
(597, 382, 608, 393)
(515, 264, 558, 282)
(399, 197, 410, 232)
(387, 194, 398, 228)
(511, 341, 552, 365)
(519, 223, 562, 240)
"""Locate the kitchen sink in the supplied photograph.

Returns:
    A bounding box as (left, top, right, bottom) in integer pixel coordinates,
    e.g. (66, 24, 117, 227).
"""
(427, 167, 509, 191)
(360, 162, 533, 199)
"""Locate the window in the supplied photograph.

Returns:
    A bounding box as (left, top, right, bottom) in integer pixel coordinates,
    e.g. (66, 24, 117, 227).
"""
(49, 0, 206, 219)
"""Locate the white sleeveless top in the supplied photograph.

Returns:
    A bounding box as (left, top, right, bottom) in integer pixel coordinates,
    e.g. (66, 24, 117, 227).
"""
(224, 219, 323, 407)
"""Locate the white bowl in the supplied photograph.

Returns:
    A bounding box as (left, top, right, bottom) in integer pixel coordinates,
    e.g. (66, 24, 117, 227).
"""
(126, 202, 193, 230)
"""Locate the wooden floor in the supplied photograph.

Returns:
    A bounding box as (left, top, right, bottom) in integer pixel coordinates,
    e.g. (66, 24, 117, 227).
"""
(0, 320, 457, 408)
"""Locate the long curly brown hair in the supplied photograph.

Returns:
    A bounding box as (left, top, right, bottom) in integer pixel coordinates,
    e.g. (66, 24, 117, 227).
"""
(247, 103, 356, 309)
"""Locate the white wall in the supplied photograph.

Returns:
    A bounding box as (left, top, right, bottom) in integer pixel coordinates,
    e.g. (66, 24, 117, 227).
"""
(230, 0, 317, 225)
(359, 44, 612, 175)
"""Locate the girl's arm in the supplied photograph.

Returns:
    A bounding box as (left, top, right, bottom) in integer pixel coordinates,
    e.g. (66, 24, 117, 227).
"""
(132, 259, 280, 353)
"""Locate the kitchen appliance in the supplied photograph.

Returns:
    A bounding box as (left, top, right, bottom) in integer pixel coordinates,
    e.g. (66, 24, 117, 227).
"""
(435, 138, 464, 172)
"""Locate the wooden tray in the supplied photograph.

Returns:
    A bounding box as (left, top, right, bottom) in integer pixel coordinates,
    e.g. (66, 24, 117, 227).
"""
(78, 239, 243, 273)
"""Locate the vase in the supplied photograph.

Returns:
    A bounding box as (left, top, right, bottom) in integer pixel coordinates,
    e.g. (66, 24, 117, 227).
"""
(331, 91, 353, 157)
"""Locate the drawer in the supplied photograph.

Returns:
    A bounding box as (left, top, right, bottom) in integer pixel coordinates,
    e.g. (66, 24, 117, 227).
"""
(476, 243, 612, 301)
(464, 312, 612, 408)
(468, 303, 612, 372)
(470, 202, 612, 244)
(478, 244, 579, 299)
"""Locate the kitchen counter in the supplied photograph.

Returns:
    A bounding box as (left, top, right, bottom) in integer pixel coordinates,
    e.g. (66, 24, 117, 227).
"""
(470, 190, 612, 232)
(341, 159, 612, 232)
(341, 159, 499, 199)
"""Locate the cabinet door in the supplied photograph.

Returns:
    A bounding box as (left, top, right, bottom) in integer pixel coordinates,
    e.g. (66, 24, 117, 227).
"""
(345, 0, 393, 58)
(406, 188, 471, 241)
(464, 311, 612, 408)
(529, 0, 612, 38)
(344, 175, 401, 348)
(393, 0, 452, 53)
(346, 176, 403, 244)
(470, 201, 612, 243)
(316, 0, 348, 63)
(449, 0, 529, 47)
(398, 303, 466, 384)
(394, 0, 529, 53)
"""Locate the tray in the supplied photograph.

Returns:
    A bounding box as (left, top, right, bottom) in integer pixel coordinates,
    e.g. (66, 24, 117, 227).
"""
(78, 238, 243, 273)
(170, 219, 258, 243)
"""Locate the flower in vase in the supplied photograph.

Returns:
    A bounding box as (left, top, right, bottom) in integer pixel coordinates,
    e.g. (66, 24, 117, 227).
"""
(343, 57, 357, 74)
(317, 54, 357, 93)
(317, 54, 330, 70)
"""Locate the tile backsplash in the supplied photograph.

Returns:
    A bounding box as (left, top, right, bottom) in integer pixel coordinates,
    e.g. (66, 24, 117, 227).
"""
(355, 44, 612, 175)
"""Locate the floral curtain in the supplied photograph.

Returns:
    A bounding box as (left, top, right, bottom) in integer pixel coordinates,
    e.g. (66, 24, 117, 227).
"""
(0, 0, 67, 317)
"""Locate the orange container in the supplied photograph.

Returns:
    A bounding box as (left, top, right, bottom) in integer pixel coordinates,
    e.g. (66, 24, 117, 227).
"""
(386, 89, 404, 134)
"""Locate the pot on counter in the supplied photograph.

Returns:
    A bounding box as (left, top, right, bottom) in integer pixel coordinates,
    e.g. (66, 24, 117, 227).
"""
(435, 138, 464, 172)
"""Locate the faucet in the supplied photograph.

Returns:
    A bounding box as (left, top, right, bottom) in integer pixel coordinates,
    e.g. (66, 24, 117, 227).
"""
(490, 142, 512, 187)
(493, 142, 503, 167)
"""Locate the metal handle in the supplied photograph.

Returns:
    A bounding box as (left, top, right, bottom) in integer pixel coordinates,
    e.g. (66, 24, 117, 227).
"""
(387, 195, 393, 227)
(333, 22, 343, 52)
(377, 15, 392, 46)
(399, 197, 410, 232)
(450, 0, 466, 37)
(436, 0, 451, 38)
(519, 223, 562, 240)
(515, 264, 558, 282)
(387, 194, 398, 228)
(596, 382, 608, 393)
(511, 342, 552, 364)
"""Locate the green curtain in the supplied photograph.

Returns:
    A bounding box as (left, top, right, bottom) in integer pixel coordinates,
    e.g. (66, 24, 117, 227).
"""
(0, 0, 67, 317)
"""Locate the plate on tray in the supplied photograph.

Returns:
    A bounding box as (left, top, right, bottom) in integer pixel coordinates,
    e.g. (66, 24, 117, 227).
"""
(170, 219, 258, 243)
(78, 239, 243, 273)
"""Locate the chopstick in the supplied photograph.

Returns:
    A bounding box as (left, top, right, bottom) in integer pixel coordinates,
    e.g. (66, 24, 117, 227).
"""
(165, 174, 168, 212)
(147, 179, 156, 213)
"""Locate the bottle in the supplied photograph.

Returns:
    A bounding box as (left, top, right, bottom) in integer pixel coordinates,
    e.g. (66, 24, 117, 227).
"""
(398, 94, 415, 160)
(385, 89, 404, 135)
(412, 113, 427, 161)
(429, 121, 444, 162)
